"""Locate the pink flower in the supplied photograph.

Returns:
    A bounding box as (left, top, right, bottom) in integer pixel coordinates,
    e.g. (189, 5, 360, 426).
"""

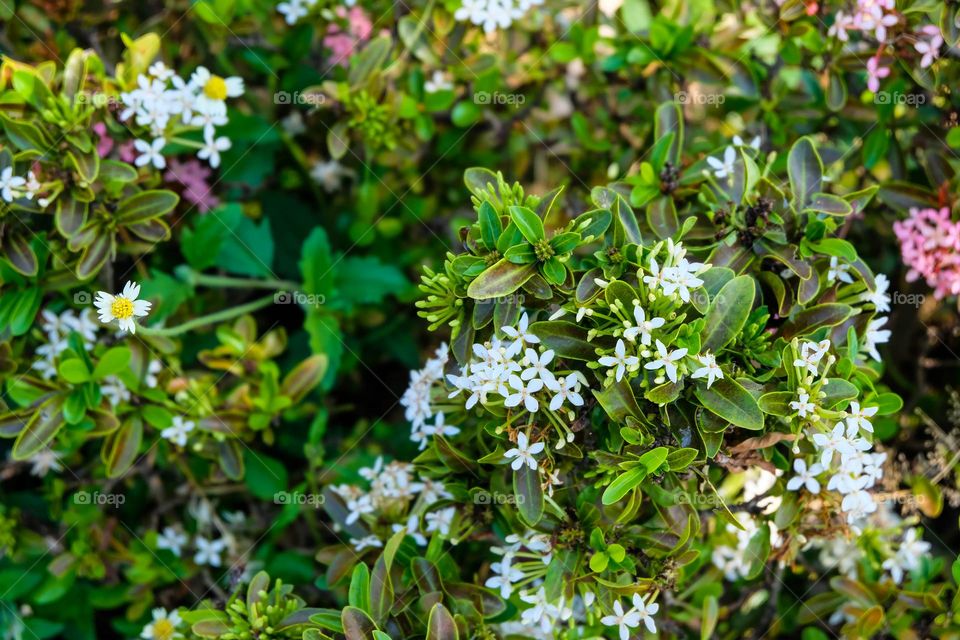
(323, 7, 374, 67)
(893, 207, 960, 299)
(93, 122, 114, 158)
(914, 25, 943, 68)
(866, 56, 890, 92)
(164, 159, 220, 213)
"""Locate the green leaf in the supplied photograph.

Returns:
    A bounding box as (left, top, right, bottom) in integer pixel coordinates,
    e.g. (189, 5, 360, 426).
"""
(104, 417, 142, 478)
(646, 196, 679, 239)
(426, 604, 458, 640)
(348, 564, 371, 612)
(116, 190, 179, 224)
(694, 377, 764, 430)
(514, 463, 544, 526)
(214, 204, 275, 277)
(467, 259, 538, 300)
(781, 304, 854, 340)
(478, 201, 502, 250)
(336, 257, 408, 307)
(508, 206, 545, 244)
(92, 347, 131, 380)
(593, 378, 642, 422)
(701, 275, 755, 353)
(59, 358, 91, 384)
(788, 137, 822, 208)
(602, 466, 646, 505)
(872, 392, 903, 415)
(530, 321, 598, 360)
(12, 398, 64, 460)
(182, 215, 228, 271)
(0, 113, 51, 151)
(243, 450, 288, 500)
(341, 606, 378, 640)
(805, 193, 853, 216)
(541, 257, 566, 285)
(638, 446, 669, 472)
(807, 238, 857, 262)
(666, 447, 698, 470)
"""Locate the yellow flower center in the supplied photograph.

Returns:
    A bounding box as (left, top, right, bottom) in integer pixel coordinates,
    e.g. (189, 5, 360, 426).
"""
(203, 76, 228, 101)
(110, 297, 134, 320)
(152, 620, 175, 640)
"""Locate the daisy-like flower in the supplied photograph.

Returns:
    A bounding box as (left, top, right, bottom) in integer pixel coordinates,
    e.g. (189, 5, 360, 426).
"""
(521, 348, 556, 387)
(425, 507, 456, 536)
(191, 66, 244, 114)
(706, 145, 736, 179)
(156, 526, 188, 557)
(622, 304, 664, 346)
(198, 129, 232, 169)
(94, 281, 152, 334)
(690, 352, 723, 388)
(915, 25, 943, 68)
(786, 458, 823, 494)
(866, 56, 890, 93)
(504, 431, 545, 471)
(502, 312, 540, 345)
(161, 416, 195, 447)
(632, 593, 659, 634)
(846, 401, 879, 433)
(599, 339, 639, 383)
(141, 608, 183, 640)
(732, 134, 761, 150)
(134, 137, 167, 169)
(812, 422, 850, 468)
(601, 600, 641, 640)
(644, 339, 688, 384)
(28, 449, 63, 477)
(193, 536, 228, 567)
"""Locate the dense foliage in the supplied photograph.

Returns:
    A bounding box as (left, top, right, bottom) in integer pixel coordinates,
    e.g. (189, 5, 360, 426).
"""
(1, 0, 959, 638)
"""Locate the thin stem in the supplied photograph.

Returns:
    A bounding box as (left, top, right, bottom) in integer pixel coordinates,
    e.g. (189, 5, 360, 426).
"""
(139, 294, 276, 337)
(178, 267, 299, 291)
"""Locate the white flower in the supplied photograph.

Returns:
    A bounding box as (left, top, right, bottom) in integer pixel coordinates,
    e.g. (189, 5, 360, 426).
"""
(193, 536, 227, 567)
(424, 412, 461, 441)
(344, 493, 374, 525)
(191, 67, 244, 112)
(277, 0, 308, 24)
(392, 513, 427, 546)
(198, 128, 231, 168)
(840, 490, 877, 522)
(790, 391, 817, 418)
(690, 352, 723, 388)
(134, 137, 167, 169)
(599, 339, 639, 382)
(310, 159, 353, 193)
(161, 416, 195, 447)
(793, 339, 830, 376)
(622, 304, 664, 346)
(504, 375, 543, 413)
(786, 458, 823, 494)
(521, 348, 556, 388)
(454, 0, 520, 33)
(502, 312, 540, 345)
(549, 374, 584, 411)
(350, 535, 382, 552)
(631, 593, 659, 634)
(145, 359, 164, 388)
(504, 431, 545, 471)
(863, 316, 890, 362)
(827, 257, 854, 284)
(846, 401, 878, 434)
(28, 449, 63, 477)
(644, 339, 688, 384)
(156, 526, 188, 557)
(707, 145, 736, 179)
(0, 167, 25, 202)
(424, 70, 453, 93)
(94, 281, 152, 334)
(425, 507, 456, 537)
(485, 561, 523, 598)
(862, 273, 891, 312)
(601, 600, 641, 640)
(141, 607, 183, 640)
(732, 134, 761, 150)
(811, 422, 850, 468)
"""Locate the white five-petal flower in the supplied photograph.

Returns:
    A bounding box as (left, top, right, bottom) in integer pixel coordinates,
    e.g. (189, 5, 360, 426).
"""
(504, 431, 545, 471)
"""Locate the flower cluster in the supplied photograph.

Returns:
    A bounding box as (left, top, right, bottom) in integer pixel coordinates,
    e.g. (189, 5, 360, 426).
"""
(827, 1, 942, 91)
(454, 0, 544, 34)
(0, 166, 46, 207)
(31, 307, 99, 379)
(893, 206, 960, 301)
(119, 61, 243, 169)
(329, 457, 456, 551)
(484, 530, 553, 598)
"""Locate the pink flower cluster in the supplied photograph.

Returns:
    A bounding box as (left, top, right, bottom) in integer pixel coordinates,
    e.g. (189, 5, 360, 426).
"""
(827, 0, 943, 93)
(323, 7, 374, 67)
(164, 159, 220, 213)
(893, 207, 960, 299)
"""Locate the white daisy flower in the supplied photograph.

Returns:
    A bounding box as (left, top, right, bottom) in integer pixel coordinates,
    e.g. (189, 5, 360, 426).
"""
(94, 281, 151, 334)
